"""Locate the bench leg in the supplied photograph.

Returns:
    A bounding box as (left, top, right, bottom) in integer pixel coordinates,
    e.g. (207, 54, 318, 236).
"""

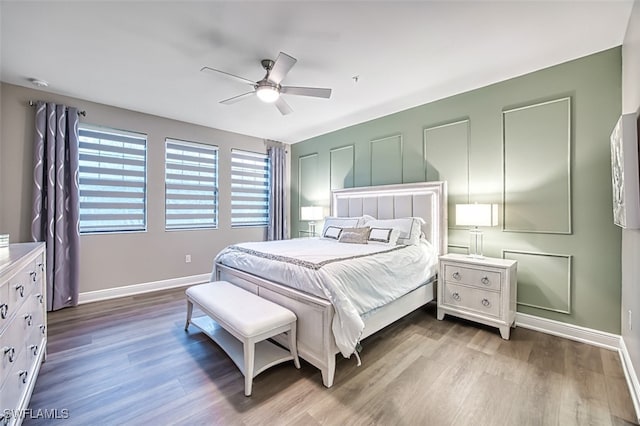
(243, 338, 255, 397)
(289, 323, 300, 369)
(185, 300, 193, 331)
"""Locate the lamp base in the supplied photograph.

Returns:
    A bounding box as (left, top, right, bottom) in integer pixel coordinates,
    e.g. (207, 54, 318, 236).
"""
(468, 228, 484, 258)
(308, 221, 317, 236)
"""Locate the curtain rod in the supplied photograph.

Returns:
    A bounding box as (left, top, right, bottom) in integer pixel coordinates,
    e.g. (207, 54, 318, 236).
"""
(28, 100, 87, 117)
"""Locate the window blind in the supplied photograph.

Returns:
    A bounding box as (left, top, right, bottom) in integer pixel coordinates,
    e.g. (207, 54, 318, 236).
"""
(231, 149, 270, 227)
(165, 139, 218, 230)
(78, 125, 147, 233)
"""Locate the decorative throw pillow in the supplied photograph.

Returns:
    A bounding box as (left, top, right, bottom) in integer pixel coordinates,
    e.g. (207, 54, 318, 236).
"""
(364, 217, 425, 245)
(368, 227, 400, 245)
(338, 227, 371, 244)
(323, 226, 343, 240)
(321, 215, 376, 237)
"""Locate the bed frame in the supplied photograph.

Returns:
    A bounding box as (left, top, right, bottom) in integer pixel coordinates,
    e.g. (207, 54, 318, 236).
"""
(215, 181, 447, 387)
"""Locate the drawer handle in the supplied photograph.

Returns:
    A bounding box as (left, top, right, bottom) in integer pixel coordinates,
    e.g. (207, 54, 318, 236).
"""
(38, 262, 44, 272)
(481, 298, 491, 307)
(481, 276, 490, 285)
(15, 284, 25, 298)
(40, 324, 47, 335)
(3, 346, 16, 363)
(0, 303, 7, 319)
(30, 271, 37, 282)
(452, 272, 461, 280)
(19, 369, 28, 384)
(452, 292, 461, 301)
(29, 344, 39, 356)
(25, 313, 33, 326)
(36, 293, 44, 304)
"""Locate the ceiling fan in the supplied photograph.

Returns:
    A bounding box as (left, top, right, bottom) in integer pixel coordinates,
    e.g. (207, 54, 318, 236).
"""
(201, 52, 332, 116)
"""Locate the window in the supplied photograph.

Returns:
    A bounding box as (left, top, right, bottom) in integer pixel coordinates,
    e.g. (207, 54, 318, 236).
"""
(231, 149, 270, 227)
(78, 125, 147, 233)
(165, 139, 218, 230)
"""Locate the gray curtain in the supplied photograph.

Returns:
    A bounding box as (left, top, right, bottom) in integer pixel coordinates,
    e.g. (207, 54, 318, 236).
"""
(267, 141, 287, 240)
(31, 102, 80, 311)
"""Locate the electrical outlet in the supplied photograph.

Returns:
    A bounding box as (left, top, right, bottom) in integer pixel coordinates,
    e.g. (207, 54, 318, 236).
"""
(185, 254, 191, 263)
(629, 310, 633, 331)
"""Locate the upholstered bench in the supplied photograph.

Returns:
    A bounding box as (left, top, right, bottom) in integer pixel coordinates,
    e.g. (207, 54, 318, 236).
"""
(185, 281, 300, 396)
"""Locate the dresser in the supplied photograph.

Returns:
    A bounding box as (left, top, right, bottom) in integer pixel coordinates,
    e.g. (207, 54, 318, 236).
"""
(0, 243, 47, 426)
(437, 253, 517, 339)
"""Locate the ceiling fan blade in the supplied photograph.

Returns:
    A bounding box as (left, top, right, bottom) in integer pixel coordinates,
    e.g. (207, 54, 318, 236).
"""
(220, 91, 255, 105)
(201, 66, 256, 86)
(268, 52, 297, 84)
(274, 97, 293, 115)
(281, 86, 332, 99)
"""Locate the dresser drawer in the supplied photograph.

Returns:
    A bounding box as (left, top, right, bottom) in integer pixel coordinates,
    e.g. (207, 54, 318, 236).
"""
(442, 283, 501, 318)
(443, 263, 501, 291)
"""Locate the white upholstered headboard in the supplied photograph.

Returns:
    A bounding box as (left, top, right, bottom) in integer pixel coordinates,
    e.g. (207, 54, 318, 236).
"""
(331, 182, 448, 255)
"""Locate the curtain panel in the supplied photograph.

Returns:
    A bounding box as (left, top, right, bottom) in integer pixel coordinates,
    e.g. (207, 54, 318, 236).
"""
(267, 141, 287, 240)
(31, 102, 81, 311)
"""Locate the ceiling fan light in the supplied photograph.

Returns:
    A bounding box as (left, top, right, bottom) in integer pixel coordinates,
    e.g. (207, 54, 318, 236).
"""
(256, 85, 279, 103)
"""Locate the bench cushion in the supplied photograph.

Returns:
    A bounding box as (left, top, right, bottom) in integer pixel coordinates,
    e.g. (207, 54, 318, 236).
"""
(186, 281, 296, 338)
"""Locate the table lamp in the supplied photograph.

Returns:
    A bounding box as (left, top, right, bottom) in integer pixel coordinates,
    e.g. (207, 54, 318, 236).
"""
(455, 203, 498, 258)
(300, 206, 324, 235)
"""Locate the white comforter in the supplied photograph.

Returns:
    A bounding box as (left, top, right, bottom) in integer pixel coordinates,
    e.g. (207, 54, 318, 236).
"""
(213, 238, 438, 358)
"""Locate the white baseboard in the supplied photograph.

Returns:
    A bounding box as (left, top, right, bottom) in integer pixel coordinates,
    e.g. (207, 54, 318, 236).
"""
(78, 273, 210, 304)
(620, 338, 640, 424)
(515, 312, 621, 351)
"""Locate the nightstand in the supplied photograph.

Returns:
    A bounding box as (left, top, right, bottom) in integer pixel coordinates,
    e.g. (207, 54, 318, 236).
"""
(437, 253, 517, 339)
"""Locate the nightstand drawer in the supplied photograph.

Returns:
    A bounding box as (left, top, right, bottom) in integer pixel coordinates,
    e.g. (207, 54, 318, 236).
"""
(442, 283, 500, 318)
(443, 264, 501, 291)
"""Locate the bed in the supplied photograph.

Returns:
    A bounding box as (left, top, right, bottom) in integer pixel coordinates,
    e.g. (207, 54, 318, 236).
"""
(213, 182, 447, 387)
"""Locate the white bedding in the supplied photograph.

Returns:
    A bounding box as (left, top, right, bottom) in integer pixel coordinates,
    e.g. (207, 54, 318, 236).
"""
(213, 238, 438, 358)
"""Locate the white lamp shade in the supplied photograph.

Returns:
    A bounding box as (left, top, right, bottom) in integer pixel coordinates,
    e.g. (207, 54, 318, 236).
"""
(456, 204, 499, 227)
(300, 206, 324, 221)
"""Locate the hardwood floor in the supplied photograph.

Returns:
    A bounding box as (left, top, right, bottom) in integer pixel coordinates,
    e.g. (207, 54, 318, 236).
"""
(24, 287, 638, 426)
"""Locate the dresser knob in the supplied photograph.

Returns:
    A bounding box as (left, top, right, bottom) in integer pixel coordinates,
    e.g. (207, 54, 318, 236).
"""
(3, 346, 15, 363)
(29, 344, 39, 356)
(19, 370, 28, 384)
(30, 271, 37, 282)
(38, 262, 44, 272)
(25, 314, 33, 326)
(0, 303, 7, 319)
(481, 298, 491, 307)
(36, 293, 44, 304)
(15, 284, 25, 298)
(40, 324, 47, 335)
(452, 272, 461, 280)
(481, 276, 490, 285)
(452, 292, 461, 301)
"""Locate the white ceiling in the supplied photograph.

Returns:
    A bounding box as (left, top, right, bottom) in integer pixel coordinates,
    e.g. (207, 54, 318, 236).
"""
(0, 1, 634, 144)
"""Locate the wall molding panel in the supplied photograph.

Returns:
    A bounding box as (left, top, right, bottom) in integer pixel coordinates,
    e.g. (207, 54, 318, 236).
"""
(503, 249, 572, 314)
(424, 119, 470, 228)
(298, 153, 320, 216)
(370, 134, 403, 185)
(502, 97, 572, 234)
(330, 145, 355, 190)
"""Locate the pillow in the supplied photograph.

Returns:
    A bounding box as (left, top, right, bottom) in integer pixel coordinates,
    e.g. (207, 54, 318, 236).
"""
(368, 227, 400, 245)
(338, 227, 371, 244)
(364, 217, 425, 245)
(321, 215, 375, 237)
(323, 226, 343, 240)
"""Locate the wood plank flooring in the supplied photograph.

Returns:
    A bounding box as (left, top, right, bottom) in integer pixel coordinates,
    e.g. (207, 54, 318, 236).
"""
(24, 287, 638, 426)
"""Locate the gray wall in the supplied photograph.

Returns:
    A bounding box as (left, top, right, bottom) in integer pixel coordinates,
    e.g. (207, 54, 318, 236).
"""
(292, 48, 622, 334)
(622, 0, 640, 399)
(0, 82, 268, 293)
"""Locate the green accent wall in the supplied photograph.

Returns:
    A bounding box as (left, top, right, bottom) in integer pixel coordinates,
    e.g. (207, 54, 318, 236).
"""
(291, 47, 622, 333)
